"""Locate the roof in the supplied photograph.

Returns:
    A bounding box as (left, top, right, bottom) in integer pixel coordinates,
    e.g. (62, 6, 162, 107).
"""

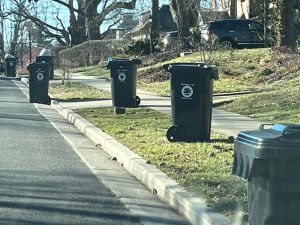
(132, 5, 177, 36)
(199, 11, 230, 24)
(117, 14, 138, 30)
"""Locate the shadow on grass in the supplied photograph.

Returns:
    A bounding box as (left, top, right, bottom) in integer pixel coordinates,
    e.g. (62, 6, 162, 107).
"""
(53, 97, 111, 102)
(209, 137, 234, 144)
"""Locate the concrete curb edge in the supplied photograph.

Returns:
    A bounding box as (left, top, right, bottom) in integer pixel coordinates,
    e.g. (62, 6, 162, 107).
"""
(50, 100, 233, 225)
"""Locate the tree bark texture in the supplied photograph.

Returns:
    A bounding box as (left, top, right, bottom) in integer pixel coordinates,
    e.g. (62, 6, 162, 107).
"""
(169, 0, 200, 49)
(151, 0, 160, 42)
(281, 0, 296, 50)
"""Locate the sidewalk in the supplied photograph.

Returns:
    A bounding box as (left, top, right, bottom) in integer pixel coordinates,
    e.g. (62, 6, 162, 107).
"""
(55, 73, 264, 137)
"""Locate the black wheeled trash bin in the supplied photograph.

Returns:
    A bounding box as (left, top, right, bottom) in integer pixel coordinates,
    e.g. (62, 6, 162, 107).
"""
(107, 58, 141, 113)
(36, 48, 54, 80)
(0, 62, 4, 73)
(232, 123, 300, 225)
(163, 63, 218, 142)
(27, 62, 51, 104)
(4, 54, 17, 77)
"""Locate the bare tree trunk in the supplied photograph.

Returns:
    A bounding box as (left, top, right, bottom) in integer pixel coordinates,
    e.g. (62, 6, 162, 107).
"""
(10, 9, 23, 55)
(230, 0, 237, 18)
(85, 0, 101, 40)
(68, 0, 87, 45)
(170, 0, 200, 49)
(221, 0, 225, 10)
(211, 0, 217, 10)
(151, 0, 160, 44)
(281, 0, 296, 50)
(0, 1, 4, 60)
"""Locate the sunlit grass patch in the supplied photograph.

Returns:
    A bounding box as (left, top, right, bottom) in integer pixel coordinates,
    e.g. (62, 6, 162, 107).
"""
(49, 82, 111, 100)
(75, 107, 247, 217)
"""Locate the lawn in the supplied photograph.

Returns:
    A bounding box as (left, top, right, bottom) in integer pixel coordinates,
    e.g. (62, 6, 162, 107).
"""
(220, 76, 300, 123)
(75, 107, 248, 220)
(49, 82, 111, 100)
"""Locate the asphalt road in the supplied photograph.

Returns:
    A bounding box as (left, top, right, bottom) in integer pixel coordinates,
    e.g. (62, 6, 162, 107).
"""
(0, 77, 190, 225)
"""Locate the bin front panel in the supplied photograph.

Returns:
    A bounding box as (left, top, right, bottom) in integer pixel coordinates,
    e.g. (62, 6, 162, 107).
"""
(108, 60, 139, 107)
(168, 65, 216, 141)
(28, 63, 50, 103)
(4, 58, 17, 77)
(36, 56, 54, 80)
(248, 159, 300, 225)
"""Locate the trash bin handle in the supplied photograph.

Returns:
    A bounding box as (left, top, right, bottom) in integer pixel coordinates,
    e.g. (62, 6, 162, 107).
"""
(259, 124, 273, 130)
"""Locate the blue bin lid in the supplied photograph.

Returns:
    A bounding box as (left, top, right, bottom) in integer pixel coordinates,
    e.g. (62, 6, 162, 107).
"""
(236, 123, 300, 159)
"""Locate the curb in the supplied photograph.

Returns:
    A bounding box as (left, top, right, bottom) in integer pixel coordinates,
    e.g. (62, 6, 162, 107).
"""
(51, 101, 233, 225)
(20, 77, 233, 225)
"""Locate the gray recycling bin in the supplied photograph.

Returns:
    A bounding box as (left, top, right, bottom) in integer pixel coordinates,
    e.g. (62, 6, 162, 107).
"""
(107, 58, 141, 110)
(36, 48, 54, 80)
(27, 62, 51, 104)
(163, 63, 218, 142)
(4, 54, 17, 77)
(232, 123, 300, 225)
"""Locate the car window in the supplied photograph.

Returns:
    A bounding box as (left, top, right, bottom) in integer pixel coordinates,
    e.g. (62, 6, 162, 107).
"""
(240, 21, 253, 30)
(210, 22, 225, 30)
(229, 22, 240, 31)
(251, 22, 264, 31)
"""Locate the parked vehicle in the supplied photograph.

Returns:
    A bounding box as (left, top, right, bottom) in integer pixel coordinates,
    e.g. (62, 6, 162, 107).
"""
(201, 19, 274, 49)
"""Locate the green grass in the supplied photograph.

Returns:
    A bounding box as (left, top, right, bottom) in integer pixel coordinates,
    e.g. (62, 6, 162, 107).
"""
(75, 107, 247, 219)
(138, 81, 170, 96)
(220, 76, 300, 123)
(71, 64, 110, 79)
(137, 48, 270, 96)
(49, 82, 111, 100)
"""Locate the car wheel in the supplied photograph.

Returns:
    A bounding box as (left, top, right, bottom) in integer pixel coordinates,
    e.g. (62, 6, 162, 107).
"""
(220, 39, 234, 49)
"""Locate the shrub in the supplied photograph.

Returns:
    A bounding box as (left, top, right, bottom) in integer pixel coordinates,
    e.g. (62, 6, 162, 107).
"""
(51, 46, 68, 69)
(59, 39, 130, 68)
(124, 39, 159, 55)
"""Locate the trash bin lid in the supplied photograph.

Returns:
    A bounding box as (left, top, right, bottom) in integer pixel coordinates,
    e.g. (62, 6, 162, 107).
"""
(163, 62, 219, 80)
(4, 53, 16, 59)
(39, 48, 52, 56)
(236, 123, 300, 157)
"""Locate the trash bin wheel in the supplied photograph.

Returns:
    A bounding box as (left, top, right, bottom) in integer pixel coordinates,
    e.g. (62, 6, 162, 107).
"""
(114, 107, 126, 114)
(135, 96, 141, 107)
(166, 125, 185, 142)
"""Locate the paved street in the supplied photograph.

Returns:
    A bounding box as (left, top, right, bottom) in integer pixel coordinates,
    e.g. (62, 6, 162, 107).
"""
(0, 76, 190, 225)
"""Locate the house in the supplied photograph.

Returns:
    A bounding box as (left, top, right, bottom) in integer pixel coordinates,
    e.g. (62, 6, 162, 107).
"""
(116, 14, 138, 40)
(131, 5, 177, 41)
(103, 29, 117, 40)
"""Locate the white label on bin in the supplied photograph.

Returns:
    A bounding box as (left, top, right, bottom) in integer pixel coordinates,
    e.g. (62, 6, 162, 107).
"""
(181, 85, 194, 98)
(37, 73, 44, 81)
(118, 73, 126, 82)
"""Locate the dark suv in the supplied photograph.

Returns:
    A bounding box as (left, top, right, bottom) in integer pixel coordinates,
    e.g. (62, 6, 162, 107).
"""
(201, 19, 272, 48)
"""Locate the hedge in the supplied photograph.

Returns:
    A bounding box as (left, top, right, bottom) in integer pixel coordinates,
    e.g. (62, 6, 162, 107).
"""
(59, 39, 130, 68)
